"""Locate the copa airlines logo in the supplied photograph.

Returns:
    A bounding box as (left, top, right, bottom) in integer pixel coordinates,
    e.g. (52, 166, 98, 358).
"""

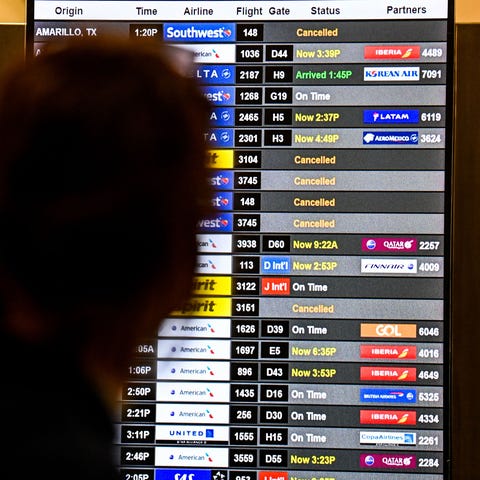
(362, 238, 417, 252)
(164, 24, 235, 42)
(155, 469, 211, 480)
(202, 86, 235, 105)
(359, 430, 416, 445)
(364, 66, 420, 81)
(363, 110, 419, 124)
(195, 65, 235, 84)
(360, 453, 416, 469)
(363, 131, 418, 145)
(360, 388, 417, 403)
(364, 45, 421, 59)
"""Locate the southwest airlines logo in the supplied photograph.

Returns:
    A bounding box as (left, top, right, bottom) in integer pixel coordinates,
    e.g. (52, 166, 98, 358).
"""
(360, 388, 416, 403)
(202, 87, 235, 106)
(155, 469, 211, 480)
(363, 132, 418, 145)
(197, 214, 232, 232)
(164, 24, 235, 42)
(363, 110, 419, 124)
(212, 192, 232, 210)
(364, 66, 420, 81)
(208, 171, 233, 189)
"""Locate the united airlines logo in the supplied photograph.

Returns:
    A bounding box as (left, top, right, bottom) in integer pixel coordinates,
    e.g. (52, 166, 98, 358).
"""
(363, 131, 418, 145)
(364, 66, 420, 81)
(363, 110, 419, 124)
(202, 86, 235, 105)
(360, 388, 417, 403)
(164, 23, 235, 42)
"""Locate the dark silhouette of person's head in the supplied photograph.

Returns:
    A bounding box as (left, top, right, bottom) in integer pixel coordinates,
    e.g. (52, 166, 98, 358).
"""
(0, 37, 212, 392)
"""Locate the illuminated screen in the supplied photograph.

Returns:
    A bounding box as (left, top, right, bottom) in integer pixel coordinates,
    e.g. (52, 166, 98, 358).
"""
(27, 2, 454, 480)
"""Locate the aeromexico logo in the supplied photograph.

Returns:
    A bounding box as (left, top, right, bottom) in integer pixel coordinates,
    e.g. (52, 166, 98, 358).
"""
(164, 24, 235, 42)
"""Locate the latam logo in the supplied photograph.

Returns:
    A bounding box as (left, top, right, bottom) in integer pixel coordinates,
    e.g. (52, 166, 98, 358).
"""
(363, 131, 418, 145)
(164, 24, 235, 42)
(209, 108, 234, 127)
(360, 409, 417, 425)
(155, 469, 211, 480)
(360, 366, 417, 382)
(364, 45, 421, 59)
(363, 110, 419, 124)
(195, 65, 235, 84)
(360, 345, 417, 360)
(362, 238, 417, 252)
(202, 86, 235, 105)
(364, 66, 420, 81)
(360, 453, 416, 469)
(361, 259, 417, 273)
(360, 388, 417, 403)
(197, 214, 232, 232)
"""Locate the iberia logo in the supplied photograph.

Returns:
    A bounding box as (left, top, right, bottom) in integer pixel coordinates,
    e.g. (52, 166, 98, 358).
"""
(360, 409, 417, 425)
(364, 45, 420, 59)
(360, 366, 417, 382)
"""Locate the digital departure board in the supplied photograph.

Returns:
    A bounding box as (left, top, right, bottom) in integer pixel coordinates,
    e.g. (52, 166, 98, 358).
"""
(27, 2, 455, 480)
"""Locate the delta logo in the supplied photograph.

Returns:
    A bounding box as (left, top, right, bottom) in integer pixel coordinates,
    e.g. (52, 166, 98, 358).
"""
(164, 24, 235, 42)
(360, 345, 417, 360)
(360, 409, 417, 425)
(209, 108, 234, 127)
(363, 110, 419, 124)
(360, 453, 416, 469)
(363, 131, 418, 145)
(364, 45, 420, 59)
(206, 129, 234, 147)
(362, 237, 417, 252)
(364, 66, 420, 81)
(202, 86, 235, 105)
(195, 65, 235, 84)
(360, 366, 417, 382)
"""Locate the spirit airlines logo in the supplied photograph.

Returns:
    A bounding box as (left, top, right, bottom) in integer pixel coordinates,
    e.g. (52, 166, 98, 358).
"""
(364, 45, 421, 59)
(164, 24, 235, 42)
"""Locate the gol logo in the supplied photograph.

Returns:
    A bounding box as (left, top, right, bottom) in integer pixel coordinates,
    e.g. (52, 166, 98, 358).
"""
(361, 323, 417, 338)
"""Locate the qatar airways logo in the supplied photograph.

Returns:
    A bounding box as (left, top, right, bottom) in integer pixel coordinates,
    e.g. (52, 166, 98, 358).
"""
(361, 453, 416, 469)
(362, 238, 417, 252)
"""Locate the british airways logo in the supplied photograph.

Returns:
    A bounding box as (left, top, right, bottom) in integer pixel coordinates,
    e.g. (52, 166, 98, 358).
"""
(164, 24, 235, 42)
(360, 388, 416, 403)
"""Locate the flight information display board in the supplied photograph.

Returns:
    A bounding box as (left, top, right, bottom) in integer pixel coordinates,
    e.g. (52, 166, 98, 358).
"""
(27, 1, 454, 480)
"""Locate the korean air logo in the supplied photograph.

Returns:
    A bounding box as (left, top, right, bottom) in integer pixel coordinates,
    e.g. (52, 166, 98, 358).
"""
(164, 24, 235, 42)
(363, 131, 418, 145)
(155, 470, 211, 480)
(363, 109, 419, 124)
(364, 66, 420, 81)
(202, 86, 234, 105)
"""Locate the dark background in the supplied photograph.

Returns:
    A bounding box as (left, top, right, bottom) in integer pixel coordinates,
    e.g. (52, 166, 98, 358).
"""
(0, 20, 478, 480)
